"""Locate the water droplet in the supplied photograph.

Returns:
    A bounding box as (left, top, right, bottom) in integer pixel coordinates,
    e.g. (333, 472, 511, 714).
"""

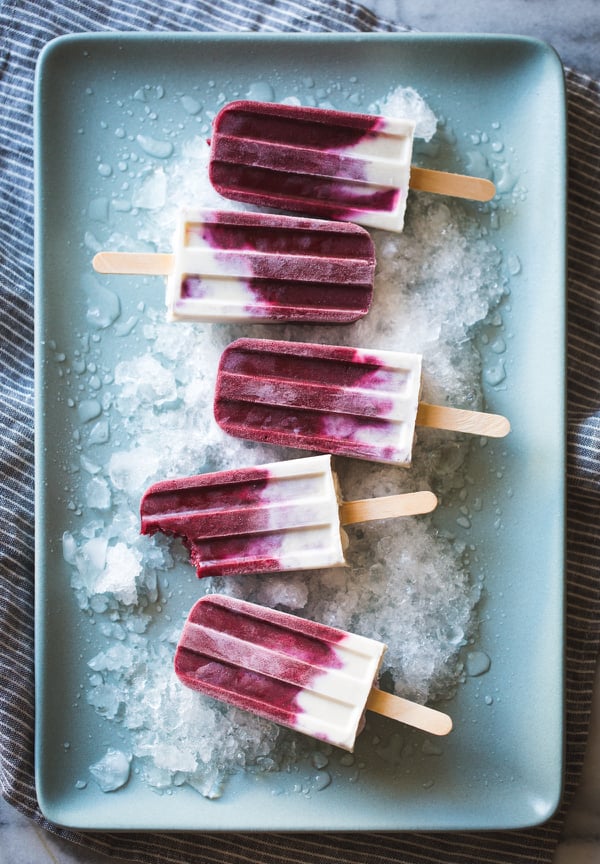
(88, 419, 110, 444)
(311, 771, 332, 791)
(84, 276, 121, 329)
(494, 162, 518, 193)
(311, 751, 329, 769)
(181, 95, 202, 115)
(484, 360, 506, 386)
(77, 399, 102, 423)
(246, 81, 275, 102)
(465, 650, 491, 677)
(114, 316, 138, 337)
(98, 163, 112, 177)
(507, 253, 521, 275)
(135, 134, 174, 159)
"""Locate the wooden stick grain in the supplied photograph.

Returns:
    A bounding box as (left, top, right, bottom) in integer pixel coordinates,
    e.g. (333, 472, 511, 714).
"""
(366, 688, 453, 736)
(417, 402, 510, 438)
(340, 491, 437, 525)
(410, 166, 496, 202)
(93, 251, 174, 276)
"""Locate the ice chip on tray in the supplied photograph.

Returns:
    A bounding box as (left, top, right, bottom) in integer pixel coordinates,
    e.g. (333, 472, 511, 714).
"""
(175, 593, 453, 751)
(140, 454, 437, 578)
(208, 100, 496, 232)
(92, 208, 376, 324)
(214, 338, 511, 465)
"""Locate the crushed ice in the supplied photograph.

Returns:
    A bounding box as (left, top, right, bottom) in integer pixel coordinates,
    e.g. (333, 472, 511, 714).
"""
(54, 83, 518, 797)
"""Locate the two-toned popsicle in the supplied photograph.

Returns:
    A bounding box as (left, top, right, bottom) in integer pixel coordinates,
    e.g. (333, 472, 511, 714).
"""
(175, 593, 453, 751)
(141, 454, 437, 578)
(208, 100, 496, 232)
(92, 208, 376, 324)
(214, 338, 510, 465)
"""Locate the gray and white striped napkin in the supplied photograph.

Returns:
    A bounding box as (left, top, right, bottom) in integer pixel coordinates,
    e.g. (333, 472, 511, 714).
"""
(1, 1, 598, 862)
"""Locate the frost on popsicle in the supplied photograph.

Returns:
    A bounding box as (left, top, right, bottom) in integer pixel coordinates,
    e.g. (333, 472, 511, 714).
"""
(140, 454, 436, 579)
(208, 100, 495, 232)
(175, 594, 452, 752)
(214, 338, 509, 465)
(92, 209, 376, 325)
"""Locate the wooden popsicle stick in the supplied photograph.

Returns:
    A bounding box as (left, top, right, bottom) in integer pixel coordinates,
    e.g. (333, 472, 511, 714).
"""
(417, 402, 510, 438)
(410, 166, 496, 202)
(340, 490, 437, 525)
(366, 688, 453, 736)
(92, 251, 174, 276)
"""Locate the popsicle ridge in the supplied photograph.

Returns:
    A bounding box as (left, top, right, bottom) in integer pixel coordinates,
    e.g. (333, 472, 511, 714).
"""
(175, 594, 386, 750)
(170, 210, 375, 323)
(214, 338, 422, 465)
(141, 454, 439, 578)
(93, 208, 376, 324)
(209, 101, 413, 230)
(141, 454, 348, 578)
(215, 337, 509, 462)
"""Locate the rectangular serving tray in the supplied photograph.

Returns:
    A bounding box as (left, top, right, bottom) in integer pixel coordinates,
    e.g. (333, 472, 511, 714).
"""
(34, 31, 566, 832)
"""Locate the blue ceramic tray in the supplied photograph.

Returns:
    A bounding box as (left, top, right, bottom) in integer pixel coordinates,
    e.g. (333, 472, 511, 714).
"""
(34, 32, 566, 832)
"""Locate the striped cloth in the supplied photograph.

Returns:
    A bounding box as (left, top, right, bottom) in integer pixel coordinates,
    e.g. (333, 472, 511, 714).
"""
(1, 1, 598, 862)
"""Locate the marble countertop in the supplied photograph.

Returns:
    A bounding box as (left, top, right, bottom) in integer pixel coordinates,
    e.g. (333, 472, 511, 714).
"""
(2, 1, 598, 862)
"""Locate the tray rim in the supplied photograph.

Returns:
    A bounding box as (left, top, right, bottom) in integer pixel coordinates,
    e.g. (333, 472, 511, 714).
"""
(33, 28, 567, 833)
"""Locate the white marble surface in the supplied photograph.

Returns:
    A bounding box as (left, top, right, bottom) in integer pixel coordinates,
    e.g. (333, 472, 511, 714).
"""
(2, 1, 598, 862)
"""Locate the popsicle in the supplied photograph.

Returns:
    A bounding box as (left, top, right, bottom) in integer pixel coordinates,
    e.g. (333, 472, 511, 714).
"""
(214, 338, 510, 465)
(140, 454, 437, 578)
(175, 593, 453, 750)
(208, 100, 496, 232)
(92, 208, 376, 324)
